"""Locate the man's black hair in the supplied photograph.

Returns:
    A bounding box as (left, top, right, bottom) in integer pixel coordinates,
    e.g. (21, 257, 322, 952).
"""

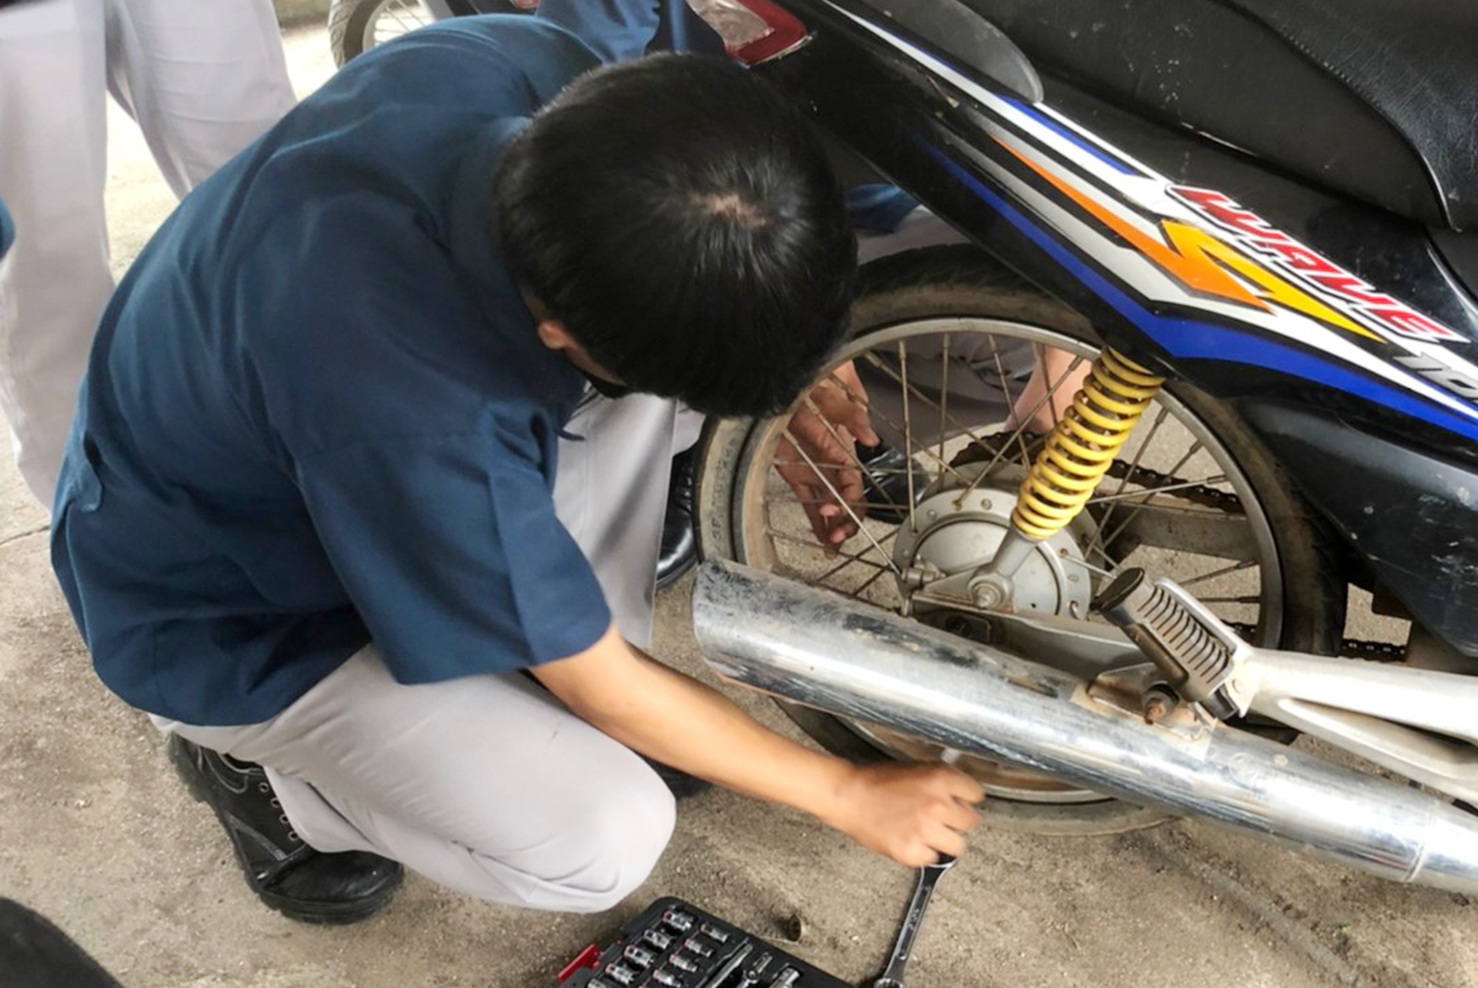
(494, 54, 857, 418)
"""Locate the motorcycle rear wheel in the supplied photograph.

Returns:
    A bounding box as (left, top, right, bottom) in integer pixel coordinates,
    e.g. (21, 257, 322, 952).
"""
(695, 246, 1344, 835)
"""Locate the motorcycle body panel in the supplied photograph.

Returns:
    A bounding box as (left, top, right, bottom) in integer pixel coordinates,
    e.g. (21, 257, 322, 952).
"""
(752, 0, 1478, 655)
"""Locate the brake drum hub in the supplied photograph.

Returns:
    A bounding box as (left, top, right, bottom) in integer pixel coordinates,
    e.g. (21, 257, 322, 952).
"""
(892, 464, 1092, 619)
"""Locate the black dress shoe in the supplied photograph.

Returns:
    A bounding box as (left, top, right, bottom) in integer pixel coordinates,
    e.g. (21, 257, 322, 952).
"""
(857, 441, 928, 524)
(656, 447, 699, 591)
(168, 735, 403, 924)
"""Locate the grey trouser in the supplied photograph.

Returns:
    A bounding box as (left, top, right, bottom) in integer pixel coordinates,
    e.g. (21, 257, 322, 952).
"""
(157, 393, 701, 913)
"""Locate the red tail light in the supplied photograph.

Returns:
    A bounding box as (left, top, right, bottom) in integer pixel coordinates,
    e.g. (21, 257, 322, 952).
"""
(686, 0, 810, 64)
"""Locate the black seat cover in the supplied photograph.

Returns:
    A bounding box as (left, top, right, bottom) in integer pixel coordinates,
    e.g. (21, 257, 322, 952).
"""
(961, 0, 1478, 231)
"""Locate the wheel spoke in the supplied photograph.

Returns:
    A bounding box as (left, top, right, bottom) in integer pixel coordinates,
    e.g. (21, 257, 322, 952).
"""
(763, 527, 891, 572)
(798, 393, 908, 517)
(813, 525, 903, 585)
(1085, 475, 1227, 506)
(862, 351, 999, 458)
(938, 333, 950, 476)
(949, 352, 1087, 507)
(1086, 405, 1169, 562)
(380, 3, 424, 35)
(898, 341, 919, 534)
(1179, 559, 1258, 589)
(995, 337, 1032, 468)
(782, 427, 902, 576)
(1089, 441, 1205, 564)
(825, 368, 972, 487)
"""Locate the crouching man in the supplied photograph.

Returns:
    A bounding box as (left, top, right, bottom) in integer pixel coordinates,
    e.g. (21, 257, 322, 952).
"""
(51, 16, 983, 922)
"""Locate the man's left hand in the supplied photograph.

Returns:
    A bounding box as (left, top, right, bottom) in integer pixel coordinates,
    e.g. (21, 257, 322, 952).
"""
(774, 361, 880, 547)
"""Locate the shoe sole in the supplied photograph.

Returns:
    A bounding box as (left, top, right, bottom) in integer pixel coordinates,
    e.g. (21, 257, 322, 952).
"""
(655, 552, 698, 591)
(168, 736, 402, 925)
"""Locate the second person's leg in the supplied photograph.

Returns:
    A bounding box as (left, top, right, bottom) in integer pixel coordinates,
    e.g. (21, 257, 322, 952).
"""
(104, 0, 295, 197)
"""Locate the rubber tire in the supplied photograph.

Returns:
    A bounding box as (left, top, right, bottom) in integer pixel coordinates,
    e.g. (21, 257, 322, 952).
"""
(695, 246, 1347, 835)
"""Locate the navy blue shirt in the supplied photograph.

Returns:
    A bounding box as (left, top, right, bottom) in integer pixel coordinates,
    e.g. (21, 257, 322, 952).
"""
(51, 18, 614, 725)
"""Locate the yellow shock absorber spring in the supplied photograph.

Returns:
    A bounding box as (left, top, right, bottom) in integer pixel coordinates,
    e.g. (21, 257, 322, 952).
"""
(1012, 347, 1166, 541)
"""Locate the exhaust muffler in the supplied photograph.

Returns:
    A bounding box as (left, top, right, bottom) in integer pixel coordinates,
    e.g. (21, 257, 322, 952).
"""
(693, 560, 1478, 894)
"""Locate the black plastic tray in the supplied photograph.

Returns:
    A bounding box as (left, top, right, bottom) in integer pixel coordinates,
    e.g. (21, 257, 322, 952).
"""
(557, 896, 854, 988)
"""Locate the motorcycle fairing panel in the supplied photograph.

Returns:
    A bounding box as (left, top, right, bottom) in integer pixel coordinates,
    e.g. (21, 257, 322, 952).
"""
(953, 0, 1478, 232)
(754, 0, 1478, 657)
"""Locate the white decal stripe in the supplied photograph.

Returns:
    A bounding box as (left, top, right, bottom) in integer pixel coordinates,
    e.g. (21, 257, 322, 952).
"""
(981, 142, 1478, 419)
(1024, 100, 1163, 178)
(821, 0, 1478, 419)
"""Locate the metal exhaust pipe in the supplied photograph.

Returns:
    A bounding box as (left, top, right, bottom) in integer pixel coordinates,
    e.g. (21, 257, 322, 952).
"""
(693, 560, 1478, 894)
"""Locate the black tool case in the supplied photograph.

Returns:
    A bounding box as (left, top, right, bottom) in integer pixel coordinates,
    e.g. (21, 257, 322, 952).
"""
(557, 896, 855, 988)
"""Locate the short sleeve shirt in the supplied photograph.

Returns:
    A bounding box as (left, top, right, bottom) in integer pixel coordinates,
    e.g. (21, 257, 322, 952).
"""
(51, 18, 613, 725)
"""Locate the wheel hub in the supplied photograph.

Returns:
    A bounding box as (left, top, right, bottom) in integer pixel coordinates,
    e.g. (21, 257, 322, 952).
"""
(892, 462, 1093, 620)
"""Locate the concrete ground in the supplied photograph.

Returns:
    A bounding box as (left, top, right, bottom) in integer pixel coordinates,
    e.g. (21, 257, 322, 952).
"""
(2, 17, 1475, 988)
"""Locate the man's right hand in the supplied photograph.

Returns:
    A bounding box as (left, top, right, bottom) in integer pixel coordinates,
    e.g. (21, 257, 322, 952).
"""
(534, 623, 986, 870)
(822, 762, 985, 867)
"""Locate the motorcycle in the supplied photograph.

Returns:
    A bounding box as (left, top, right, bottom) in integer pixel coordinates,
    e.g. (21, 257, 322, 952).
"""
(684, 0, 1478, 895)
(341, 0, 1478, 894)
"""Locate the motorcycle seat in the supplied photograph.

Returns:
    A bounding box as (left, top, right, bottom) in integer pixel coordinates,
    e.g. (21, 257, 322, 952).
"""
(959, 0, 1478, 231)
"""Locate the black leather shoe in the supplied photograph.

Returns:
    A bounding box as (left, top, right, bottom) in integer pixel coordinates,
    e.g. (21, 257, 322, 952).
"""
(168, 735, 403, 924)
(656, 447, 699, 591)
(857, 441, 928, 524)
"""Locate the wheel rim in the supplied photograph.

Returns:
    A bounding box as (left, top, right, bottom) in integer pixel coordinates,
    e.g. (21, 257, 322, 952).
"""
(730, 317, 1284, 807)
(361, 0, 431, 51)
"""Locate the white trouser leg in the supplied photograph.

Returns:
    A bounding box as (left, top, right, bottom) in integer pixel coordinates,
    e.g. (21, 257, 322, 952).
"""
(0, 0, 111, 505)
(0, 0, 294, 506)
(155, 392, 682, 911)
(103, 0, 295, 197)
(552, 391, 679, 650)
(164, 650, 676, 913)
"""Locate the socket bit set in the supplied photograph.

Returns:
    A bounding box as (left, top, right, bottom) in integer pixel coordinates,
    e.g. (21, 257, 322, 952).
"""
(556, 897, 852, 988)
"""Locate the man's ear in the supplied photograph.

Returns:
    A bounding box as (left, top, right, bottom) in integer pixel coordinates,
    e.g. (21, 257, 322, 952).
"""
(535, 319, 578, 354)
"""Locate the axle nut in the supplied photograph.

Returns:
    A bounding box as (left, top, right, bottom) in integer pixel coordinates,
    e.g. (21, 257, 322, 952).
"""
(971, 581, 1007, 609)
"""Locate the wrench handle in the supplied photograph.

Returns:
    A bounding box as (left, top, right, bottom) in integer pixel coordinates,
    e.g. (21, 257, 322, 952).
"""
(874, 862, 950, 986)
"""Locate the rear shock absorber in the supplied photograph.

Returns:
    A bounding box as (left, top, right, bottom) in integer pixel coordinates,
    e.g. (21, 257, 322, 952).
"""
(987, 347, 1165, 580)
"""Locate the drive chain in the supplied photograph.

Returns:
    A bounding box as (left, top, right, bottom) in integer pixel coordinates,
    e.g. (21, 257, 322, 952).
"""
(951, 436, 1243, 512)
(1227, 622, 1407, 662)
